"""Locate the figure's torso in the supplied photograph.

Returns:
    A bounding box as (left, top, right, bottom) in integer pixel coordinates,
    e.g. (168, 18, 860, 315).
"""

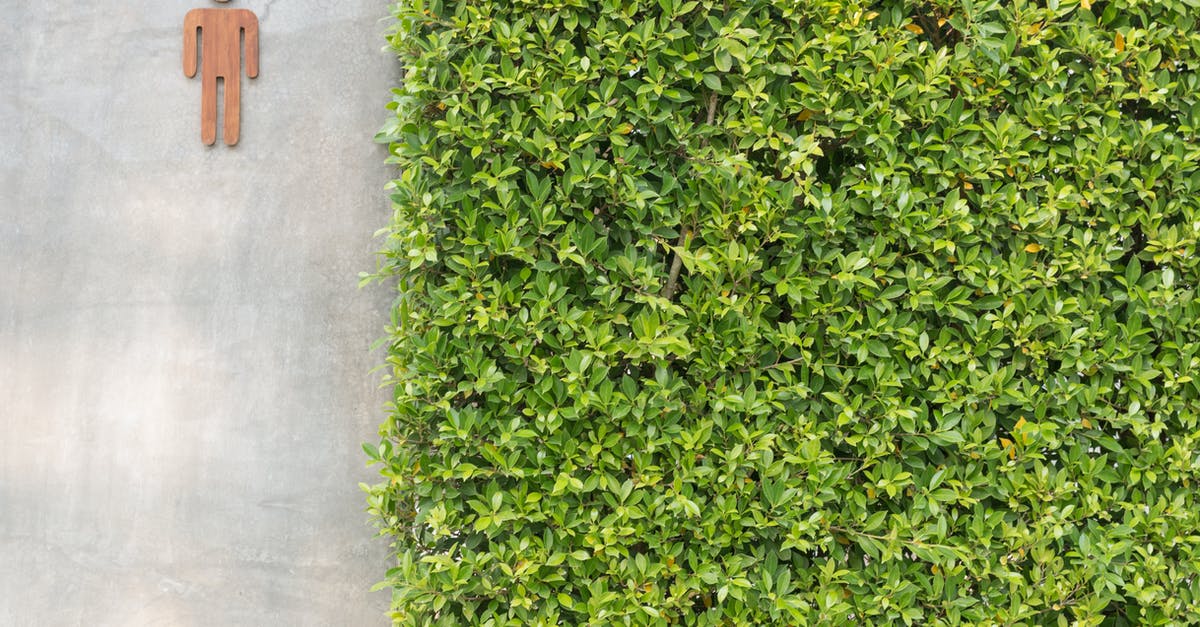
(188, 9, 252, 77)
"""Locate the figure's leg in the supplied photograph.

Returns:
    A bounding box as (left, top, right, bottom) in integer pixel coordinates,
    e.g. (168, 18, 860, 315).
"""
(223, 76, 241, 146)
(201, 73, 217, 145)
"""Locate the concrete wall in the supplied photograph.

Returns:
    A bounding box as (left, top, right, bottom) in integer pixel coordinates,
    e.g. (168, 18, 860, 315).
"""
(1, 1, 396, 624)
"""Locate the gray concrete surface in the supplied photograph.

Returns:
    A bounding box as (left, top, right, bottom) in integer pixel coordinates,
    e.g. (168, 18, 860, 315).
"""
(0, 1, 397, 624)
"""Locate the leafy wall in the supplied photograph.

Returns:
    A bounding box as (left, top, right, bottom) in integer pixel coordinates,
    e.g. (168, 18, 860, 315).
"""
(366, 0, 1200, 623)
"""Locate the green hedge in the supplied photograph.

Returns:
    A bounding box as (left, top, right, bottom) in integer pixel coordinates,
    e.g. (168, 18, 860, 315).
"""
(365, 0, 1200, 623)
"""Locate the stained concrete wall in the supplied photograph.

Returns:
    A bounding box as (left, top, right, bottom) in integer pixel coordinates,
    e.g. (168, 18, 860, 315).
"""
(1, 1, 396, 624)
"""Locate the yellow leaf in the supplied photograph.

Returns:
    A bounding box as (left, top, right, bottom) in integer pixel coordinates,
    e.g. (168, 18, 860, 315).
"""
(1081, 0, 1092, 8)
(1115, 32, 1125, 52)
(904, 23, 924, 35)
(1014, 417, 1033, 445)
(1081, 417, 1093, 428)
(1027, 22, 1043, 36)
(1025, 243, 1043, 253)
(867, 487, 876, 499)
(999, 438, 1016, 459)
(796, 109, 815, 122)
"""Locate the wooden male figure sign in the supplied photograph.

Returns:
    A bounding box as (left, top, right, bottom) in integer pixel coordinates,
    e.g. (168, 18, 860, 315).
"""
(184, 0, 259, 145)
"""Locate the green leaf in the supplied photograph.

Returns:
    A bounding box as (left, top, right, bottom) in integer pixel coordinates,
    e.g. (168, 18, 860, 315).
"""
(714, 49, 732, 72)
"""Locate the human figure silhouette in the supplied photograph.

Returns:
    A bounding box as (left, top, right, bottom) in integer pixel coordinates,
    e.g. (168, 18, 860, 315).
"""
(184, 3, 259, 145)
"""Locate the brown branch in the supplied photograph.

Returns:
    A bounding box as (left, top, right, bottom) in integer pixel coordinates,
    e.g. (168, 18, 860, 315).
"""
(662, 93, 719, 301)
(662, 229, 690, 301)
(704, 91, 718, 128)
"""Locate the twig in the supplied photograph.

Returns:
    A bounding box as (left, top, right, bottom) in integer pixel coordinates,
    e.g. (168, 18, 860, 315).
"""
(662, 229, 689, 300)
(661, 93, 719, 300)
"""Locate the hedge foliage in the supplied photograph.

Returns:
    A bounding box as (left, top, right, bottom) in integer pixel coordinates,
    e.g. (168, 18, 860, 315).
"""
(365, 0, 1200, 623)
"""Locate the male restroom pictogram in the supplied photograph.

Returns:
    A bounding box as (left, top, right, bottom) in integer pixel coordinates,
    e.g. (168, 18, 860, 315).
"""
(183, 1, 259, 146)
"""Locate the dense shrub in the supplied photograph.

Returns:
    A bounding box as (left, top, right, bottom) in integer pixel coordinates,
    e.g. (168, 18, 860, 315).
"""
(365, 0, 1200, 623)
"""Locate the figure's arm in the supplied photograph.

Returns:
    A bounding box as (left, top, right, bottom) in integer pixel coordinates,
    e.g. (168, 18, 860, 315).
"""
(183, 10, 201, 77)
(242, 10, 259, 79)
